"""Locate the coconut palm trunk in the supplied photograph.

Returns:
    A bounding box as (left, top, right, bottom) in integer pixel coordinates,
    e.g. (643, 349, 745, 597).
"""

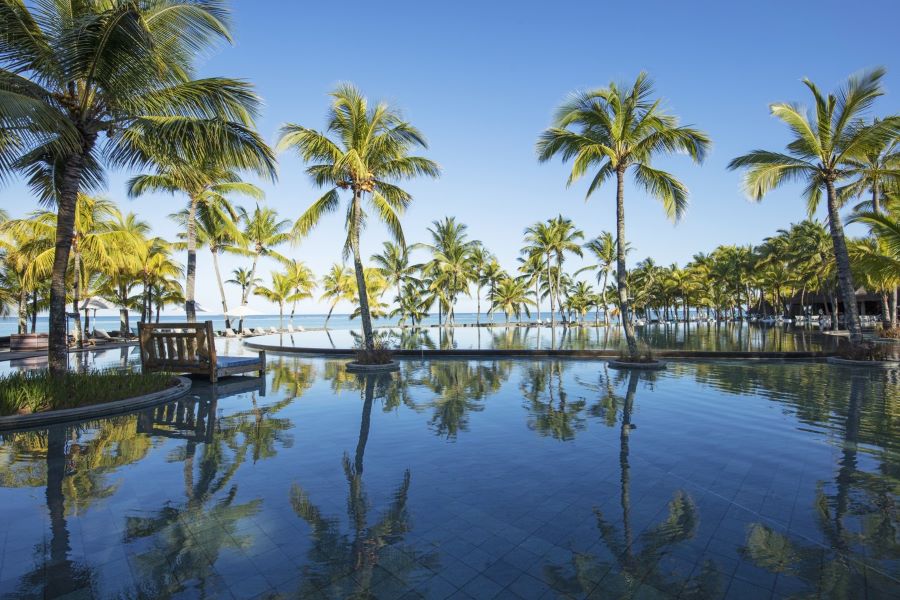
(350, 196, 375, 351)
(48, 158, 85, 372)
(210, 248, 231, 329)
(547, 252, 556, 331)
(238, 253, 261, 333)
(476, 283, 482, 325)
(616, 168, 639, 357)
(824, 180, 861, 339)
(72, 245, 83, 348)
(17, 291, 27, 335)
(185, 197, 198, 322)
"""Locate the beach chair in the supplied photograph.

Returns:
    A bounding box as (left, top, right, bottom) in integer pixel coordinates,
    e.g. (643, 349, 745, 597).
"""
(268, 327, 278, 334)
(93, 328, 124, 342)
(224, 328, 238, 338)
(139, 321, 265, 383)
(287, 323, 296, 333)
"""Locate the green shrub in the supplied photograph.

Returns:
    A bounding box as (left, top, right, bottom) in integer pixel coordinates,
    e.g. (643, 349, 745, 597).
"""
(0, 369, 176, 416)
(353, 335, 394, 365)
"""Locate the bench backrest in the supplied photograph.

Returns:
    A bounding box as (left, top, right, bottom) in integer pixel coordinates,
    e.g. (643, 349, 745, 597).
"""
(138, 321, 217, 370)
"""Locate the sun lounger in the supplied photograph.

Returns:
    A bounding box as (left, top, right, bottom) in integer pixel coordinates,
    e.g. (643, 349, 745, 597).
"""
(93, 328, 123, 342)
(224, 328, 238, 338)
(139, 321, 265, 383)
(268, 327, 278, 334)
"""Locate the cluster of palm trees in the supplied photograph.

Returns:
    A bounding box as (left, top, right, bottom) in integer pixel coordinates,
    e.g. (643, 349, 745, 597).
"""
(1, 1, 898, 370)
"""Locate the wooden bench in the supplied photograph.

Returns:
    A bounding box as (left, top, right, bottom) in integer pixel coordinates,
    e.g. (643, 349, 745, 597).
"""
(138, 321, 265, 383)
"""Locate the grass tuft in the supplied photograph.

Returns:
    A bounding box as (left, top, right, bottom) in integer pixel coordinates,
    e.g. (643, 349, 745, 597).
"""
(0, 369, 176, 417)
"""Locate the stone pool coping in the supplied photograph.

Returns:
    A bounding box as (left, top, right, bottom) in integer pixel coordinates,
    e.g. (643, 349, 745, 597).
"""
(243, 340, 833, 361)
(0, 376, 192, 431)
(826, 356, 900, 368)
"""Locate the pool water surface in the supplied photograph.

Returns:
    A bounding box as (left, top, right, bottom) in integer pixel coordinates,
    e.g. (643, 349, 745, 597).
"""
(0, 357, 897, 599)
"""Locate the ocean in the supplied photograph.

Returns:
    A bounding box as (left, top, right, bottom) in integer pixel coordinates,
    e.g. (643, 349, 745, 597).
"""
(0, 311, 525, 337)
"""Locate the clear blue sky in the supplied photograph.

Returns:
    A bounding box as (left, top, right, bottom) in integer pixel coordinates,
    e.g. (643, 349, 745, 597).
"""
(2, 0, 898, 314)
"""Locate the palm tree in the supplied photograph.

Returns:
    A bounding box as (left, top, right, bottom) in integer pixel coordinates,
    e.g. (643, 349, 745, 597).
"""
(283, 260, 316, 323)
(371, 241, 418, 316)
(12, 196, 128, 347)
(0, 215, 54, 334)
(278, 84, 440, 350)
(418, 217, 478, 327)
(838, 124, 900, 215)
(171, 202, 243, 328)
(97, 211, 150, 335)
(581, 232, 617, 324)
(517, 251, 544, 323)
(538, 73, 710, 357)
(523, 220, 557, 329)
(138, 238, 182, 323)
(468, 244, 494, 325)
(129, 162, 266, 322)
(490, 277, 535, 324)
(253, 272, 302, 330)
(849, 211, 900, 327)
(548, 215, 584, 322)
(0, 0, 275, 372)
(226, 267, 260, 306)
(236, 205, 291, 305)
(319, 264, 356, 328)
(728, 69, 899, 342)
(480, 259, 506, 324)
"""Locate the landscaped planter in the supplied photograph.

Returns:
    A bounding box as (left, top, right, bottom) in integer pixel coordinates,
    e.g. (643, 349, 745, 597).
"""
(344, 361, 401, 373)
(0, 376, 192, 431)
(826, 356, 900, 369)
(608, 359, 668, 370)
(10, 333, 48, 352)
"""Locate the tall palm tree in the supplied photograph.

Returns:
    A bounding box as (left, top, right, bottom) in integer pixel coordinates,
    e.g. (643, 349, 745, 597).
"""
(283, 260, 316, 323)
(12, 196, 127, 346)
(548, 215, 584, 322)
(468, 244, 493, 325)
(129, 163, 266, 322)
(418, 217, 478, 327)
(0, 0, 275, 372)
(253, 272, 303, 330)
(849, 211, 900, 327)
(538, 73, 710, 356)
(320, 263, 356, 328)
(97, 211, 150, 335)
(0, 214, 54, 333)
(171, 202, 243, 328)
(728, 68, 899, 342)
(236, 205, 291, 330)
(523, 221, 557, 329)
(517, 251, 544, 322)
(371, 241, 418, 316)
(490, 277, 534, 324)
(581, 232, 617, 324)
(138, 238, 182, 323)
(278, 84, 440, 350)
(838, 124, 900, 215)
(226, 267, 260, 306)
(480, 259, 505, 324)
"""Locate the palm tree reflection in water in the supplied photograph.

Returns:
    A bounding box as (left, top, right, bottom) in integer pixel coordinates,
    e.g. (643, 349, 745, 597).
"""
(546, 368, 723, 598)
(741, 372, 899, 597)
(290, 372, 437, 597)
